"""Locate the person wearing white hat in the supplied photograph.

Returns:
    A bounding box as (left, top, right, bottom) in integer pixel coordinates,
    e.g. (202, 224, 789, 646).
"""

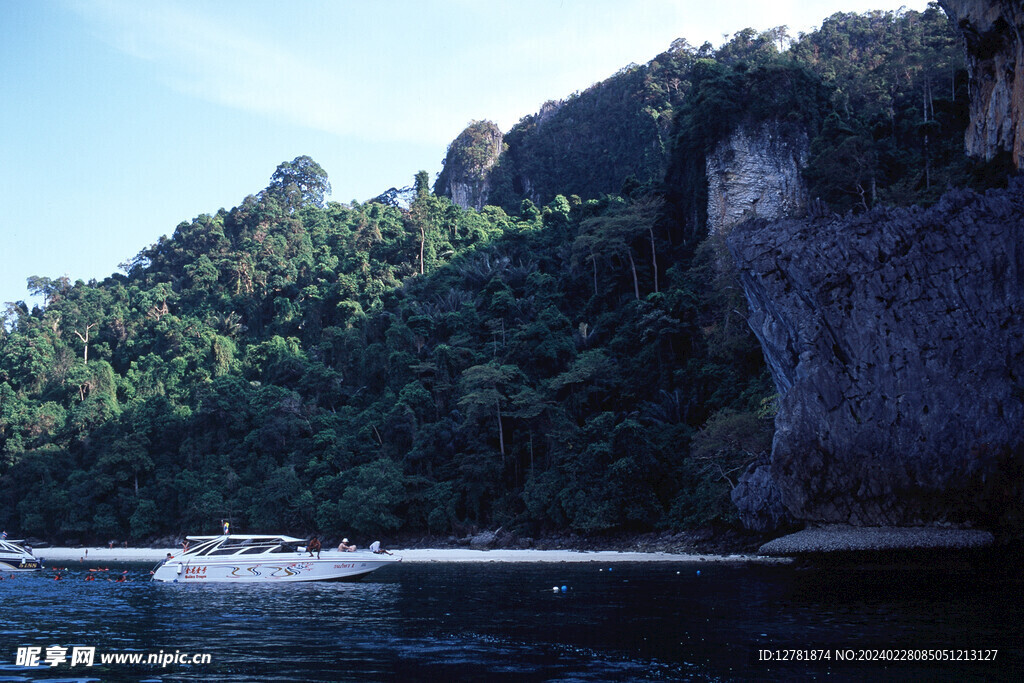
(338, 538, 356, 552)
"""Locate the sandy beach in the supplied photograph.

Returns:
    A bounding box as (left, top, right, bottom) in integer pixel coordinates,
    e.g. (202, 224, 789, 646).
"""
(36, 546, 778, 564)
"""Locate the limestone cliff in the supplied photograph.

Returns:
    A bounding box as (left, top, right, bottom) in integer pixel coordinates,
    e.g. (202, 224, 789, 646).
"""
(705, 121, 809, 235)
(728, 182, 1024, 531)
(939, 0, 1024, 167)
(435, 120, 504, 211)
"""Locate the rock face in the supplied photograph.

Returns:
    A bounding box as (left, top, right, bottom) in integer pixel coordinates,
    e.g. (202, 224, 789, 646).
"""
(939, 0, 1024, 167)
(705, 121, 809, 235)
(730, 455, 793, 532)
(435, 120, 504, 210)
(728, 181, 1024, 529)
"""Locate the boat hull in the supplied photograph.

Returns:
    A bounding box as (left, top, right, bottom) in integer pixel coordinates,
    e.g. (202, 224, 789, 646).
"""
(0, 558, 41, 571)
(152, 553, 400, 583)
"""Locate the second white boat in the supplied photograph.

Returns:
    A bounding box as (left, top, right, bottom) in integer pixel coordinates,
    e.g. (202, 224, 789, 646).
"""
(0, 539, 42, 571)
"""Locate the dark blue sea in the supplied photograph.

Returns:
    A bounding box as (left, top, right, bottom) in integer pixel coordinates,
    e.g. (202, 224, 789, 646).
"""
(0, 556, 1020, 681)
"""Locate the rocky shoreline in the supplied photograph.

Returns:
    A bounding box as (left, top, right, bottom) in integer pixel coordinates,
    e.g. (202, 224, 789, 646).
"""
(757, 524, 996, 556)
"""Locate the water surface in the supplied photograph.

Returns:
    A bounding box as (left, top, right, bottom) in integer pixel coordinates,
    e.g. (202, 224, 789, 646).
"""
(0, 558, 1020, 681)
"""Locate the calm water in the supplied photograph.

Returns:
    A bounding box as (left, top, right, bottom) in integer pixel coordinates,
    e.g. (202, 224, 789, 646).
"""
(0, 557, 1021, 681)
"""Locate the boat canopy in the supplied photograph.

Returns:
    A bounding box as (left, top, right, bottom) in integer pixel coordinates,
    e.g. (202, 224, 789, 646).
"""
(0, 540, 30, 553)
(180, 535, 307, 557)
(185, 534, 304, 542)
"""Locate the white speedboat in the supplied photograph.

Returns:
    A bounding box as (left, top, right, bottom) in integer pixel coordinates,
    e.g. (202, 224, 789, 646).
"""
(0, 539, 42, 571)
(151, 535, 401, 583)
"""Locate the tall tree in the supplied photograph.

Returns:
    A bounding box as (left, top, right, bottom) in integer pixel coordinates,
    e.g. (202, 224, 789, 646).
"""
(261, 156, 332, 211)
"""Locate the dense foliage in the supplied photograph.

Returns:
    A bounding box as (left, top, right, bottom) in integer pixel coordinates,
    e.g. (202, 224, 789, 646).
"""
(0, 155, 766, 541)
(483, 44, 698, 210)
(793, 6, 979, 210)
(0, 7, 985, 543)
(474, 5, 975, 220)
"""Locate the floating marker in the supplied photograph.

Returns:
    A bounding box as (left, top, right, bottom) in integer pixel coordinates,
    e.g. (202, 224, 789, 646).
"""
(552, 586, 559, 592)
(696, 570, 701, 576)
(561, 585, 567, 593)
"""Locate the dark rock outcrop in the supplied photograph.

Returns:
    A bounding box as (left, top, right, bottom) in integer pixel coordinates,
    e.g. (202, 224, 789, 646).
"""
(939, 0, 1024, 167)
(730, 455, 793, 532)
(729, 180, 1024, 529)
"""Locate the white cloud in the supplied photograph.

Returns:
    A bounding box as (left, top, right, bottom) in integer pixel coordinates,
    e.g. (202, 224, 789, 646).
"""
(63, 0, 696, 147)
(65, 0, 933, 150)
(67, 0, 392, 141)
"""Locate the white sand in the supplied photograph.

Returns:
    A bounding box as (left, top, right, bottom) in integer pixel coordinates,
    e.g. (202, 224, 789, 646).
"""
(37, 546, 777, 564)
(38, 547, 173, 563)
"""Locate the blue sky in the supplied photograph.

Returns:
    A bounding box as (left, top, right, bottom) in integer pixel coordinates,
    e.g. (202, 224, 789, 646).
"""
(1, 0, 930, 307)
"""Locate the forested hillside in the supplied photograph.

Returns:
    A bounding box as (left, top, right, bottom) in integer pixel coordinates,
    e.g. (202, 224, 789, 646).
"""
(449, 5, 977, 217)
(0, 6, 988, 543)
(0, 161, 748, 541)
